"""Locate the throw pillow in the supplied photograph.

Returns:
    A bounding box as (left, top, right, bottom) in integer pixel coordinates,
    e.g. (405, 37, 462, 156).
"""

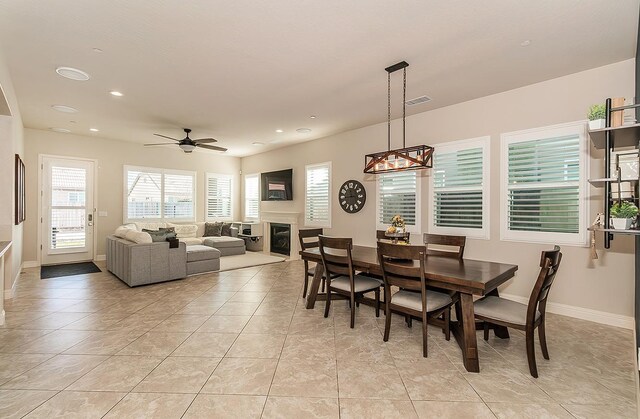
(221, 222, 233, 236)
(169, 224, 198, 238)
(204, 222, 223, 237)
(142, 229, 167, 242)
(124, 230, 152, 244)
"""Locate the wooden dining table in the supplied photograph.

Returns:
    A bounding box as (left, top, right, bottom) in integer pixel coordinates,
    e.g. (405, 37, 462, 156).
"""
(301, 245, 519, 373)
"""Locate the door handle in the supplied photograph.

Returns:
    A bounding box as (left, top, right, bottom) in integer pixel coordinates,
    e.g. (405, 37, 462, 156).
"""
(88, 213, 93, 226)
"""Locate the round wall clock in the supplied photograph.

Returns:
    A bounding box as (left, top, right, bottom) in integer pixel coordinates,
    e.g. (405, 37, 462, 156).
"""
(339, 180, 366, 213)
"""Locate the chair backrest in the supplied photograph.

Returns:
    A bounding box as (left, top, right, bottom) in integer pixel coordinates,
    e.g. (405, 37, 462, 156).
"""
(376, 230, 411, 243)
(423, 233, 466, 259)
(299, 228, 323, 250)
(318, 235, 354, 279)
(527, 245, 562, 324)
(376, 241, 426, 293)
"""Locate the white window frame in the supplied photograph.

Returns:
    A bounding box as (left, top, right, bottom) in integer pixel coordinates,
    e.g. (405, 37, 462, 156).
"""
(123, 165, 196, 223)
(205, 173, 234, 221)
(244, 173, 260, 221)
(304, 162, 332, 228)
(500, 121, 589, 246)
(376, 171, 422, 234)
(428, 136, 490, 240)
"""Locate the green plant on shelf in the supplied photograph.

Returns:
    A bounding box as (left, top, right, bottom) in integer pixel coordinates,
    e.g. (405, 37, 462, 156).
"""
(587, 104, 606, 121)
(610, 201, 639, 218)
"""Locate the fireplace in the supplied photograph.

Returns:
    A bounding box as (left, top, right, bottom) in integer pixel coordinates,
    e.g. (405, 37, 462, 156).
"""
(270, 223, 291, 256)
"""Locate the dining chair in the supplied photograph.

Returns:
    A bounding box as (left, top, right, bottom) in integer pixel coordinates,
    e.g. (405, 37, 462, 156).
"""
(319, 235, 382, 328)
(298, 228, 326, 297)
(377, 241, 455, 357)
(473, 245, 562, 378)
(376, 229, 410, 243)
(423, 233, 466, 258)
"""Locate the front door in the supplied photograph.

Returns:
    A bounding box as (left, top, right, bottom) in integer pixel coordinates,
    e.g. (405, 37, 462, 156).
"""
(41, 157, 95, 265)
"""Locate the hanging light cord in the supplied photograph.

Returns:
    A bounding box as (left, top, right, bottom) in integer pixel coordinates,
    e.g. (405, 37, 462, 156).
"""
(402, 67, 407, 148)
(387, 72, 391, 151)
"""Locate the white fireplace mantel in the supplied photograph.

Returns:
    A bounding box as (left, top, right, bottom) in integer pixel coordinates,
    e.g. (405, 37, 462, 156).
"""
(261, 212, 301, 260)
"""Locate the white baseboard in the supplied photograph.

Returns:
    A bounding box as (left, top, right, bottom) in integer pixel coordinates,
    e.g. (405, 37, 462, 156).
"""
(501, 293, 634, 330)
(94, 254, 106, 261)
(22, 260, 39, 268)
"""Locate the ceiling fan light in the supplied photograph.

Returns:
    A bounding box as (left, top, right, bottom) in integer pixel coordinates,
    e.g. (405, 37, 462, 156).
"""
(179, 143, 196, 152)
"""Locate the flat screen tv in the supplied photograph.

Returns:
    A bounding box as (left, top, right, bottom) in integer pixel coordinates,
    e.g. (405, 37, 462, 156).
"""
(261, 169, 293, 201)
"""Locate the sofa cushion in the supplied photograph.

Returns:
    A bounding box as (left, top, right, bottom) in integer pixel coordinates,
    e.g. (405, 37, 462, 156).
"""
(180, 237, 203, 246)
(186, 245, 221, 262)
(204, 222, 223, 237)
(135, 222, 168, 231)
(203, 236, 245, 249)
(167, 223, 198, 238)
(114, 225, 135, 239)
(142, 228, 177, 242)
(124, 229, 153, 244)
(221, 222, 233, 236)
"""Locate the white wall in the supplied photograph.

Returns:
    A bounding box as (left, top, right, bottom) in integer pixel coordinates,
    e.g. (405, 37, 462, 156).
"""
(241, 59, 636, 322)
(23, 129, 241, 262)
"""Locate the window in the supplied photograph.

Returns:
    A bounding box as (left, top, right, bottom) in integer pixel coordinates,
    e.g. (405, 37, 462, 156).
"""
(206, 173, 234, 221)
(501, 122, 588, 246)
(244, 174, 260, 220)
(124, 166, 196, 222)
(377, 171, 420, 232)
(429, 136, 490, 239)
(305, 162, 331, 227)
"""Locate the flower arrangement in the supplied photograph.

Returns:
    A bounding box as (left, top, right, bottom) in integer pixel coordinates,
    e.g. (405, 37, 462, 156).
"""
(391, 214, 405, 228)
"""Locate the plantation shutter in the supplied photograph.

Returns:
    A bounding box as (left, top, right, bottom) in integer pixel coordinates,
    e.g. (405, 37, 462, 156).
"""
(433, 147, 484, 229)
(305, 163, 331, 227)
(507, 134, 580, 233)
(126, 168, 162, 219)
(206, 174, 233, 219)
(164, 173, 195, 219)
(245, 174, 259, 219)
(378, 171, 417, 226)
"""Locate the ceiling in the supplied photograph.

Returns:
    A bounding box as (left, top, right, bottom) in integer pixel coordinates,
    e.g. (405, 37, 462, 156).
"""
(0, 0, 637, 156)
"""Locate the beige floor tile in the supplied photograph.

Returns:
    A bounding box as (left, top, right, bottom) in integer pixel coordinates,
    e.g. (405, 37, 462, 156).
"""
(116, 331, 190, 356)
(270, 358, 338, 398)
(176, 300, 224, 315)
(197, 315, 251, 333)
(288, 315, 335, 336)
(262, 396, 339, 419)
(13, 330, 94, 354)
(104, 392, 195, 419)
(215, 301, 260, 316)
(67, 355, 163, 391)
(0, 389, 57, 419)
(413, 401, 496, 418)
(487, 402, 574, 418)
(183, 394, 266, 418)
(63, 330, 144, 355)
(1, 354, 107, 390)
(0, 330, 53, 352)
(339, 398, 418, 419)
(229, 291, 268, 303)
(395, 359, 480, 401)
(464, 370, 553, 404)
(335, 334, 392, 362)
(17, 312, 90, 330)
(280, 334, 336, 360)
(171, 332, 237, 357)
(226, 333, 286, 358)
(151, 314, 210, 332)
(201, 357, 278, 395)
(60, 312, 130, 331)
(0, 354, 53, 385)
(133, 356, 220, 393)
(23, 390, 126, 419)
(533, 368, 632, 405)
(242, 315, 291, 334)
(562, 403, 637, 419)
(337, 360, 409, 400)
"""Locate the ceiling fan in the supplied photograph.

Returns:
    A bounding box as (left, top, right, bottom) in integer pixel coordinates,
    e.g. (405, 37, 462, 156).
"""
(145, 128, 227, 153)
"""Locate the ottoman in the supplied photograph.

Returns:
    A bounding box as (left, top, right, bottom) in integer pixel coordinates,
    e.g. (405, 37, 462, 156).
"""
(186, 245, 221, 275)
(202, 237, 246, 256)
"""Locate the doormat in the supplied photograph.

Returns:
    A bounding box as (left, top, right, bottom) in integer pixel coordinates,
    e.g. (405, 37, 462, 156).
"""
(40, 262, 101, 279)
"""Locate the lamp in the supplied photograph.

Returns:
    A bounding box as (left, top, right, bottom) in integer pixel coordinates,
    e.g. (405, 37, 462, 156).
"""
(179, 143, 196, 153)
(364, 61, 434, 174)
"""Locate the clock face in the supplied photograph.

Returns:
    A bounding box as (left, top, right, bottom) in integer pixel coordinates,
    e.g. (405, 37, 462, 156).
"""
(339, 180, 366, 213)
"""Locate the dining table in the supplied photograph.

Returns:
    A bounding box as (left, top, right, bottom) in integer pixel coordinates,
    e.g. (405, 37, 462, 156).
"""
(301, 245, 519, 373)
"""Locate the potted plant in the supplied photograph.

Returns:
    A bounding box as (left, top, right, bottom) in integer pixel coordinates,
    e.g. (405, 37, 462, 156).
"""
(610, 201, 639, 230)
(588, 104, 606, 130)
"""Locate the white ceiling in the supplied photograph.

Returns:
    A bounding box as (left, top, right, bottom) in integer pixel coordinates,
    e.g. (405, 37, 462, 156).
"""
(0, 0, 637, 156)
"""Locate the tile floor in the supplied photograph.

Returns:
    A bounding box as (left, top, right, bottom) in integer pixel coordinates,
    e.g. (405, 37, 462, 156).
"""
(0, 260, 637, 418)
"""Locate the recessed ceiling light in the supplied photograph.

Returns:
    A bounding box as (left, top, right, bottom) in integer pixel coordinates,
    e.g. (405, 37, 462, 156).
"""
(50, 127, 71, 133)
(296, 128, 312, 133)
(252, 141, 265, 146)
(275, 129, 284, 133)
(109, 91, 124, 97)
(55, 66, 90, 81)
(92, 48, 103, 53)
(51, 104, 78, 113)
(310, 115, 317, 119)
(89, 128, 99, 132)
(520, 40, 531, 47)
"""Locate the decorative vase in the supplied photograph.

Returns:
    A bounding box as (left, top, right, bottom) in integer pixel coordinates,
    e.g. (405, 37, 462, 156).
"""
(611, 218, 633, 230)
(588, 119, 606, 130)
(395, 227, 404, 234)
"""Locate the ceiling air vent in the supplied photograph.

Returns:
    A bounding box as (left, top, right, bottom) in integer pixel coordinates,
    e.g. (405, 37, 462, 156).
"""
(405, 95, 432, 106)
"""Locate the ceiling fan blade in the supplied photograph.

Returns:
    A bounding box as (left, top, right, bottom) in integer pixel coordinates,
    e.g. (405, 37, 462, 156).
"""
(193, 138, 217, 143)
(153, 133, 181, 141)
(197, 144, 227, 152)
(144, 143, 176, 146)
